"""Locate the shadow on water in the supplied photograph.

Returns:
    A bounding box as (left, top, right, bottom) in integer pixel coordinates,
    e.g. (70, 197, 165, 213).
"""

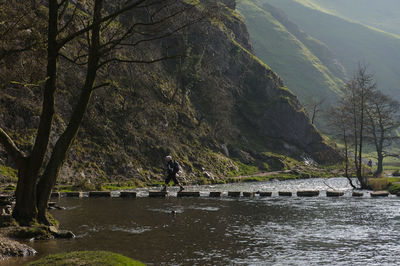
(4, 178, 400, 265)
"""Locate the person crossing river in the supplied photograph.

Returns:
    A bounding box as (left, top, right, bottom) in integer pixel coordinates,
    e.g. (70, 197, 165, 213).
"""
(162, 155, 184, 192)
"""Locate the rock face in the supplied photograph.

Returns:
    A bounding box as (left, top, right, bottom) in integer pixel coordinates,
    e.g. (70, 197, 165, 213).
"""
(0, 237, 36, 260)
(0, 0, 341, 184)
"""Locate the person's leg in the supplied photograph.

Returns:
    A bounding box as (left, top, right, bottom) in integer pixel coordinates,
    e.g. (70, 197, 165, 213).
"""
(172, 174, 184, 191)
(162, 174, 172, 191)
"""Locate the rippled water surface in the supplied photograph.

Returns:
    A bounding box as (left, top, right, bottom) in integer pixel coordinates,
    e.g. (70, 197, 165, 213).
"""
(5, 178, 400, 265)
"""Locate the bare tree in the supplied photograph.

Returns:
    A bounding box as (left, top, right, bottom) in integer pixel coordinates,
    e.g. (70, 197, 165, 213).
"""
(337, 64, 376, 188)
(0, 0, 204, 225)
(365, 91, 400, 175)
(327, 102, 356, 188)
(304, 97, 325, 125)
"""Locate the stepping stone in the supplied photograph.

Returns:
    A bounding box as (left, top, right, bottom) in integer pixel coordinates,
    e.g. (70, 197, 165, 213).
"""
(51, 192, 61, 198)
(370, 191, 389, 197)
(278, 191, 292, 197)
(352, 192, 363, 197)
(177, 191, 200, 197)
(120, 192, 137, 198)
(209, 192, 222, 197)
(259, 192, 272, 197)
(326, 191, 344, 197)
(66, 192, 82, 198)
(297, 190, 320, 197)
(242, 192, 255, 197)
(228, 191, 241, 197)
(149, 191, 168, 198)
(88, 191, 111, 198)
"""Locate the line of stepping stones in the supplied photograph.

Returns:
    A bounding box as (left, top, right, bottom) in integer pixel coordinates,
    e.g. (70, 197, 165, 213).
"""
(48, 190, 395, 198)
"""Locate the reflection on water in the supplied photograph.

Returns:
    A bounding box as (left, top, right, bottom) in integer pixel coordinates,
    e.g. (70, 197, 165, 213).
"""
(4, 178, 400, 265)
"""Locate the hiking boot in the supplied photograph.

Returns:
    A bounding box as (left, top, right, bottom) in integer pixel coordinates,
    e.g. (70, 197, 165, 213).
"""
(179, 186, 184, 192)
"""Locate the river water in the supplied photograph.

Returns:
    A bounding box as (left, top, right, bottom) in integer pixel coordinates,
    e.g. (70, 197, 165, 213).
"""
(4, 178, 400, 265)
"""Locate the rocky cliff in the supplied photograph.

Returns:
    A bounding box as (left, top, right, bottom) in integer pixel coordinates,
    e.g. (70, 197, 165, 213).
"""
(0, 0, 340, 187)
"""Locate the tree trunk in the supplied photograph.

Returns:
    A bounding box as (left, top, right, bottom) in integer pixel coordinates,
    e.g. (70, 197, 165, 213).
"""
(376, 153, 384, 176)
(36, 0, 103, 224)
(12, 163, 39, 225)
(13, 0, 60, 225)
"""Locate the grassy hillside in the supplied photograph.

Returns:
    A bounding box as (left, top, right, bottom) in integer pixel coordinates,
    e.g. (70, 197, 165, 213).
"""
(264, 0, 400, 100)
(0, 0, 341, 189)
(290, 0, 400, 36)
(237, 0, 344, 107)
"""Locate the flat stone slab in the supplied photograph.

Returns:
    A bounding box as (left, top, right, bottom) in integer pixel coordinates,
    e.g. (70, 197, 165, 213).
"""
(209, 192, 222, 197)
(65, 192, 82, 198)
(88, 191, 111, 198)
(259, 192, 272, 197)
(278, 191, 292, 197)
(149, 191, 168, 198)
(242, 192, 255, 197)
(370, 191, 389, 197)
(352, 191, 364, 197)
(50, 192, 61, 198)
(120, 192, 137, 198)
(297, 190, 320, 197)
(177, 191, 200, 197)
(228, 191, 241, 197)
(326, 191, 344, 197)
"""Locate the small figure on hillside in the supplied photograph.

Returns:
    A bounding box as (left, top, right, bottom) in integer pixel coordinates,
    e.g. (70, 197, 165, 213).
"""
(162, 155, 184, 192)
(368, 159, 373, 167)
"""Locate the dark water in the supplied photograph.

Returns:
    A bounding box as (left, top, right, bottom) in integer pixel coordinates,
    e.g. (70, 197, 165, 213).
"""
(4, 178, 400, 265)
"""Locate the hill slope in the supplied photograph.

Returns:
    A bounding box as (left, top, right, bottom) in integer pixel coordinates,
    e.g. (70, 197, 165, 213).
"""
(290, 0, 400, 36)
(237, 0, 345, 106)
(0, 0, 339, 187)
(263, 0, 400, 100)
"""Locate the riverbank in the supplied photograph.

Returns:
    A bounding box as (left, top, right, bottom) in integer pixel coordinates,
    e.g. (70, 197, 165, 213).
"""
(0, 236, 36, 260)
(27, 251, 144, 265)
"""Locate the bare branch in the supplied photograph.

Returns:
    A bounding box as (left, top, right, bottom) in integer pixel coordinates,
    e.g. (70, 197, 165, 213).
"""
(58, 0, 148, 48)
(0, 127, 26, 167)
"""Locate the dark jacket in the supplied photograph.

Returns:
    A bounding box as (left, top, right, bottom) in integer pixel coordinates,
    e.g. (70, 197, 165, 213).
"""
(167, 160, 180, 175)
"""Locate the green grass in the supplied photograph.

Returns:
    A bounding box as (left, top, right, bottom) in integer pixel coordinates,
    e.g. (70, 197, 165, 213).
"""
(28, 251, 144, 266)
(237, 0, 342, 109)
(0, 164, 18, 182)
(264, 0, 400, 101)
(291, 0, 400, 36)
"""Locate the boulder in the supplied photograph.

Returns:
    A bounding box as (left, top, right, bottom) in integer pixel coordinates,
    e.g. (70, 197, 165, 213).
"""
(54, 230, 76, 239)
(0, 237, 36, 259)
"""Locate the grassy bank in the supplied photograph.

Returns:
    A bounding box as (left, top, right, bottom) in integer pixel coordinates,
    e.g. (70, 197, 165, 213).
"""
(368, 176, 400, 194)
(28, 251, 144, 266)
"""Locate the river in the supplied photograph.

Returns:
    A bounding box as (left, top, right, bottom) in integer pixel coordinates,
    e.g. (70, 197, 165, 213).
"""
(4, 178, 400, 265)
